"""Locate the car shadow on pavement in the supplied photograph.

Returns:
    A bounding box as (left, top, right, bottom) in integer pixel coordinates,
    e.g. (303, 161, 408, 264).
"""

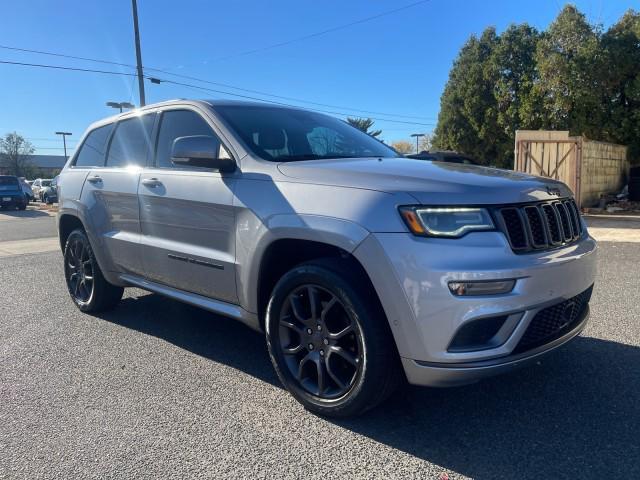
(95, 292, 280, 388)
(333, 336, 640, 479)
(0, 208, 51, 218)
(96, 292, 639, 479)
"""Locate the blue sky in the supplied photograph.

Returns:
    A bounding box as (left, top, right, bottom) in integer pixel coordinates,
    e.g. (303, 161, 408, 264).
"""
(1, 0, 637, 155)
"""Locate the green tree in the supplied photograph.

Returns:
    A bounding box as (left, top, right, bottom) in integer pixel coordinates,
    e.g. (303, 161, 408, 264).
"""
(533, 5, 604, 137)
(0, 132, 35, 177)
(346, 117, 382, 138)
(432, 28, 503, 166)
(600, 9, 640, 160)
(492, 24, 541, 150)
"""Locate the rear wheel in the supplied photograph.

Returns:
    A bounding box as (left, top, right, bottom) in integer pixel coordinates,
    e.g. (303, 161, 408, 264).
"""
(266, 259, 401, 417)
(64, 229, 123, 312)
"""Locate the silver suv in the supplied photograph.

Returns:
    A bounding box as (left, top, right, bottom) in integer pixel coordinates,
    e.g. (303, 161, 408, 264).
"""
(58, 100, 597, 417)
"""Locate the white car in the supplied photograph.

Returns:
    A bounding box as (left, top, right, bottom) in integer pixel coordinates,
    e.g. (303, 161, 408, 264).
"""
(31, 178, 52, 201)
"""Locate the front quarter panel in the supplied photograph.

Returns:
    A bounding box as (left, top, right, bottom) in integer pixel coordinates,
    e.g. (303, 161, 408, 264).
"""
(233, 175, 414, 313)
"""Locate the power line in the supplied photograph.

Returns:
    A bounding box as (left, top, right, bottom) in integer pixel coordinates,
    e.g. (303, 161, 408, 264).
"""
(0, 44, 134, 69)
(209, 0, 433, 62)
(0, 59, 436, 126)
(0, 60, 137, 77)
(0, 44, 436, 121)
(26, 137, 77, 142)
(161, 79, 435, 126)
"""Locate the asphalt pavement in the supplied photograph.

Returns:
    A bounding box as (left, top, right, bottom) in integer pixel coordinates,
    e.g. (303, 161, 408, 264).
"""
(0, 208, 56, 242)
(1, 214, 639, 479)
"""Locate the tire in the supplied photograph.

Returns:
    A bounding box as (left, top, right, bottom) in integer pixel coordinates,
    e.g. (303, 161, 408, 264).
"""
(63, 228, 124, 313)
(265, 258, 401, 417)
(18, 203, 27, 211)
(629, 177, 640, 202)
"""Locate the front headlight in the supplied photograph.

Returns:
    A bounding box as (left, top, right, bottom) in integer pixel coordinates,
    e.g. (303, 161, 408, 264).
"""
(399, 206, 495, 238)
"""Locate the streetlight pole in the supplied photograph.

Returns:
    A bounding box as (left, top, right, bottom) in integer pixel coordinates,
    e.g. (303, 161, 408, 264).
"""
(131, 0, 146, 107)
(411, 133, 425, 154)
(55, 131, 72, 159)
(106, 101, 135, 113)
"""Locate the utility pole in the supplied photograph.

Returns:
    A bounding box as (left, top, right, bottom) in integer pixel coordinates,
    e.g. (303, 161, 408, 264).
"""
(411, 133, 425, 154)
(131, 0, 146, 106)
(55, 131, 72, 159)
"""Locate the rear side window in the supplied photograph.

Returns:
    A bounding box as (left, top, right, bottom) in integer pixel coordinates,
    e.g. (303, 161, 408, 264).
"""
(106, 114, 155, 167)
(155, 110, 220, 168)
(74, 124, 114, 167)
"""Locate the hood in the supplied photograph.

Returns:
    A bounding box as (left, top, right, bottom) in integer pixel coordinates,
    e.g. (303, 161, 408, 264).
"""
(277, 157, 573, 205)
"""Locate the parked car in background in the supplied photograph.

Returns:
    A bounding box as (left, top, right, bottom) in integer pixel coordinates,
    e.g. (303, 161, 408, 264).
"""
(18, 177, 34, 202)
(58, 99, 597, 417)
(0, 175, 29, 210)
(40, 175, 59, 204)
(406, 150, 478, 165)
(31, 178, 52, 201)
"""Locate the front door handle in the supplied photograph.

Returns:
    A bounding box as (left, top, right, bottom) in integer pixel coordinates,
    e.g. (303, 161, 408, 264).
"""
(141, 178, 162, 188)
(86, 175, 102, 184)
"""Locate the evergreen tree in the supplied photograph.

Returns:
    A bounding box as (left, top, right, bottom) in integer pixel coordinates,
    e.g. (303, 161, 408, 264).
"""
(346, 117, 382, 138)
(601, 9, 640, 160)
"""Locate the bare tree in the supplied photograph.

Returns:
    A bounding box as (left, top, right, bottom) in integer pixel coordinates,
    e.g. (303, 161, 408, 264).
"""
(419, 133, 433, 152)
(391, 140, 414, 154)
(0, 132, 35, 177)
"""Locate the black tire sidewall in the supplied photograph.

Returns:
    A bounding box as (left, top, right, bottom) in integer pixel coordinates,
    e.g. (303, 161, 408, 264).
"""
(266, 263, 389, 416)
(64, 230, 97, 311)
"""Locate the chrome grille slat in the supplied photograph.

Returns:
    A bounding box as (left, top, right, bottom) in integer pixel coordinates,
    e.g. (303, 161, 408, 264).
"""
(565, 200, 582, 237)
(498, 199, 582, 253)
(554, 202, 572, 241)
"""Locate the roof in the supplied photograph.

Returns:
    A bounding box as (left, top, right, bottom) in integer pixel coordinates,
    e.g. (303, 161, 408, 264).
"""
(29, 154, 67, 168)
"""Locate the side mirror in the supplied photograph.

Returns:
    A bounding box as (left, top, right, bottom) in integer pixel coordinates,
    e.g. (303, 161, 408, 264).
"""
(171, 135, 235, 172)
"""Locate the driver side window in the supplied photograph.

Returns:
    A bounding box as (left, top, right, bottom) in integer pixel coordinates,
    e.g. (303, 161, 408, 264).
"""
(155, 110, 226, 168)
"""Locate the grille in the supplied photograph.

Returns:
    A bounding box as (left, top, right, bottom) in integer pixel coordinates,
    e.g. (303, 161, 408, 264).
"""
(513, 285, 593, 354)
(496, 198, 583, 253)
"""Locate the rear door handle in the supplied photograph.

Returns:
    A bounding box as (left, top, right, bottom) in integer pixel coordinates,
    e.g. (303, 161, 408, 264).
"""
(87, 175, 102, 184)
(141, 178, 162, 187)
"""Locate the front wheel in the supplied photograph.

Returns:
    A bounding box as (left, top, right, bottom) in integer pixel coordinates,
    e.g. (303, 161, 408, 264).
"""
(266, 259, 401, 417)
(64, 229, 124, 312)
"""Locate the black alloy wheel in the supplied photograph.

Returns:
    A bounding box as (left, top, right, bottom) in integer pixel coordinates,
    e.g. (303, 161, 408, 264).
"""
(63, 229, 123, 312)
(278, 284, 363, 399)
(266, 259, 401, 417)
(64, 233, 95, 305)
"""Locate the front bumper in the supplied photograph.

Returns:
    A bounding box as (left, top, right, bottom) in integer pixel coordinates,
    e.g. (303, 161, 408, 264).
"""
(402, 304, 589, 386)
(353, 228, 597, 387)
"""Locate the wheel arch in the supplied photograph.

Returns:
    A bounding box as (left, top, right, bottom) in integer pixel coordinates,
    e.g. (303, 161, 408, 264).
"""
(253, 236, 382, 331)
(58, 213, 86, 252)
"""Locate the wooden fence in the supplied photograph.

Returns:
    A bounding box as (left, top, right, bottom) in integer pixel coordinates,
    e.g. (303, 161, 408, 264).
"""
(514, 130, 628, 207)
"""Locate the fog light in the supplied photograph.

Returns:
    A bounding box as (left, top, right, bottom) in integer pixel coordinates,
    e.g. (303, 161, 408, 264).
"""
(448, 280, 515, 296)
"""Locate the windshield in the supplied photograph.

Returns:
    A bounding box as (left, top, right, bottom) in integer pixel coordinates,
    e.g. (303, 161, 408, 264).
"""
(215, 105, 399, 162)
(41, 180, 51, 187)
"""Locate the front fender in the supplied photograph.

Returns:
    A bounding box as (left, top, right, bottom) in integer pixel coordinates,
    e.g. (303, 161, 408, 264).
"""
(235, 210, 370, 314)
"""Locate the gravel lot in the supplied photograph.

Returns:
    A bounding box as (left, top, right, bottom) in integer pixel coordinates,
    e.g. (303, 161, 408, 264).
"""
(1, 238, 638, 479)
